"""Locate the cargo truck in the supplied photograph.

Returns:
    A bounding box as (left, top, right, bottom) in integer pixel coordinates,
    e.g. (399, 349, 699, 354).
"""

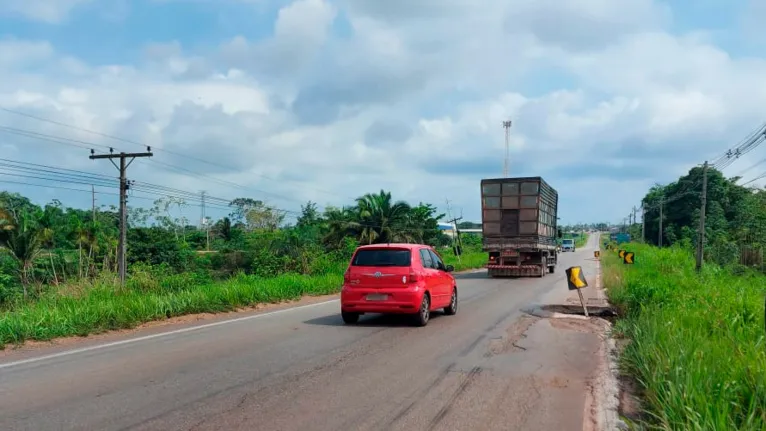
(480, 176, 560, 277)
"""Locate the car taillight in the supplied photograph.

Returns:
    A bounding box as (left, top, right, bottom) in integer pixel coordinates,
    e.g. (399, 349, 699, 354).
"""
(409, 270, 422, 283)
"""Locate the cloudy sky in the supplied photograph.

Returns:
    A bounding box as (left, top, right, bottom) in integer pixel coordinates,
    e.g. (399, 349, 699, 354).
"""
(0, 0, 765, 226)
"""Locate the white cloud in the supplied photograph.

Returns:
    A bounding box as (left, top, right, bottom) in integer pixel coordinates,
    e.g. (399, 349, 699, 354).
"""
(0, 0, 93, 23)
(1, 0, 765, 223)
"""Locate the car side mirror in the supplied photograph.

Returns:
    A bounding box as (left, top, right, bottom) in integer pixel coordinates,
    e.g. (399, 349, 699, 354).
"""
(445, 265, 455, 272)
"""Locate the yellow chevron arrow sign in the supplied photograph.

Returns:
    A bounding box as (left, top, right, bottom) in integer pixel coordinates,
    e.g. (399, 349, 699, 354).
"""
(624, 252, 635, 264)
(566, 266, 588, 290)
(618, 249, 626, 259)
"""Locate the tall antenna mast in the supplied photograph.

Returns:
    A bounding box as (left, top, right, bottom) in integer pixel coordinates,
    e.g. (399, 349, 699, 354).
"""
(502, 120, 512, 177)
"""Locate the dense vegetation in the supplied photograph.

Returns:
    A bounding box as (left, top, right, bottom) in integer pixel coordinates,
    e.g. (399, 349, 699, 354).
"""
(0, 189, 486, 347)
(603, 243, 766, 430)
(633, 166, 766, 268)
(605, 167, 765, 429)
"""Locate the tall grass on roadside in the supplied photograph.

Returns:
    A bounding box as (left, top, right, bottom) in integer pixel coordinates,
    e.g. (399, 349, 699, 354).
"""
(604, 243, 766, 430)
(442, 250, 486, 272)
(0, 272, 342, 349)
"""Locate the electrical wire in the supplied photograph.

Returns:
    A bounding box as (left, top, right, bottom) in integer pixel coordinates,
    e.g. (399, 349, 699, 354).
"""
(0, 107, 354, 200)
(740, 171, 766, 187)
(0, 123, 330, 211)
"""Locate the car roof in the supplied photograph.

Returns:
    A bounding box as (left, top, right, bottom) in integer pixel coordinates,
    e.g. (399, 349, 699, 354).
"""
(356, 243, 430, 250)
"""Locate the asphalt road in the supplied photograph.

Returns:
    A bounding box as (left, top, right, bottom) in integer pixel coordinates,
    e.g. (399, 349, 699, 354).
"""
(0, 236, 601, 431)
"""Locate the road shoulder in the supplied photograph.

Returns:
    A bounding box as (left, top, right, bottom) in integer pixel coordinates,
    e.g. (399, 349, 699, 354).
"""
(505, 234, 624, 430)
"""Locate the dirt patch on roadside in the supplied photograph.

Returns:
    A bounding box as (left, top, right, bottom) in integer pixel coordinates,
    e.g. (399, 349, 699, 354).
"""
(0, 293, 339, 357)
(549, 317, 610, 335)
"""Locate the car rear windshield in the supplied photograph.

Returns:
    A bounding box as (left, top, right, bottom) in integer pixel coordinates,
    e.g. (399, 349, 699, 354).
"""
(352, 249, 411, 267)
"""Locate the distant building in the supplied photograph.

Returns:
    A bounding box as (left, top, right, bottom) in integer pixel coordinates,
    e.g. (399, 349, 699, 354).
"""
(438, 222, 481, 238)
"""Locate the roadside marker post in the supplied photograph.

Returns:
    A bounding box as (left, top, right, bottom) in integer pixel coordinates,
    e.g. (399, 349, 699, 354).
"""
(565, 266, 589, 317)
(595, 251, 601, 289)
(623, 252, 635, 265)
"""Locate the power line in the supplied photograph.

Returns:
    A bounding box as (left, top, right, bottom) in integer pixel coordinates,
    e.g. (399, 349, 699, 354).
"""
(735, 156, 766, 180)
(0, 156, 292, 216)
(0, 123, 329, 211)
(740, 171, 766, 187)
(0, 107, 354, 200)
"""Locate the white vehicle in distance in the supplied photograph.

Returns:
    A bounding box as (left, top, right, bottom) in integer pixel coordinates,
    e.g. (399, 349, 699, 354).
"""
(561, 238, 575, 252)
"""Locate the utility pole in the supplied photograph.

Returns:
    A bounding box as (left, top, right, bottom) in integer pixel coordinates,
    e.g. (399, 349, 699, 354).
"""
(200, 191, 206, 229)
(502, 120, 512, 177)
(696, 161, 709, 272)
(92, 184, 96, 224)
(641, 206, 646, 243)
(658, 198, 664, 247)
(445, 198, 463, 262)
(201, 191, 210, 251)
(90, 148, 153, 285)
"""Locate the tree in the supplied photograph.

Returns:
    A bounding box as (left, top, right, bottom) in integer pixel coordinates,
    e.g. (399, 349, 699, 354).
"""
(213, 217, 234, 241)
(353, 190, 413, 244)
(0, 210, 43, 296)
(229, 198, 284, 231)
(406, 203, 445, 245)
(297, 201, 322, 228)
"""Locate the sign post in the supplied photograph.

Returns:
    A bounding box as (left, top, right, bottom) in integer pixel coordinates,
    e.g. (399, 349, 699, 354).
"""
(565, 266, 589, 317)
(595, 251, 601, 289)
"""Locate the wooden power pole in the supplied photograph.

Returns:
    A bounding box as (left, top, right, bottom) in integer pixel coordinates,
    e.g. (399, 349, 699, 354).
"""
(90, 148, 153, 285)
(696, 161, 709, 272)
(658, 198, 664, 247)
(641, 206, 646, 243)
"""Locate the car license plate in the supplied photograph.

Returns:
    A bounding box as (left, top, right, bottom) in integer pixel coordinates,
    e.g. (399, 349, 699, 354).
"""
(366, 293, 388, 301)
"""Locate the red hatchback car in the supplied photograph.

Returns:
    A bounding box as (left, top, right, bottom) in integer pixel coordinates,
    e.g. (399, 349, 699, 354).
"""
(340, 243, 458, 326)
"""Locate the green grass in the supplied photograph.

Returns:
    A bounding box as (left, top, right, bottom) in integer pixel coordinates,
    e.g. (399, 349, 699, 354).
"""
(575, 233, 589, 248)
(0, 249, 489, 349)
(442, 249, 486, 272)
(603, 243, 766, 430)
(0, 272, 343, 349)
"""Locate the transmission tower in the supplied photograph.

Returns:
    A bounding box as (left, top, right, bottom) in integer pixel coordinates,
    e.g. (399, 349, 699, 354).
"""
(502, 120, 512, 177)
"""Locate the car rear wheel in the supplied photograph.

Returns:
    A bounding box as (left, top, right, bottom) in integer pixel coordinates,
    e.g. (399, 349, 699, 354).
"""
(413, 294, 430, 327)
(341, 311, 359, 324)
(444, 287, 458, 315)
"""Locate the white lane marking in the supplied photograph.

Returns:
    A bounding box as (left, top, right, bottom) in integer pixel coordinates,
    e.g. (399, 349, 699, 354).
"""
(0, 298, 340, 370)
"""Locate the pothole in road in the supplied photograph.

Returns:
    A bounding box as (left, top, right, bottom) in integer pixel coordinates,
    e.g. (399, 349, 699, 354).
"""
(541, 305, 618, 322)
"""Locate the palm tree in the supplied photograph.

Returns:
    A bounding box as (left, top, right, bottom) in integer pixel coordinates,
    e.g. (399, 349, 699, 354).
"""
(0, 210, 44, 297)
(354, 190, 413, 244)
(323, 206, 357, 248)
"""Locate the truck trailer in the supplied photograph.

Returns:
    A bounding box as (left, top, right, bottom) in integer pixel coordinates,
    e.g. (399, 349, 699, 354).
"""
(480, 176, 560, 278)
